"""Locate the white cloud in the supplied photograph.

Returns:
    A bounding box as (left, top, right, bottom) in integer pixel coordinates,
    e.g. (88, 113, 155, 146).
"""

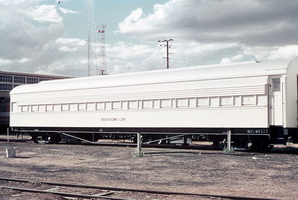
(107, 42, 162, 73)
(119, 8, 148, 33)
(0, 58, 13, 65)
(56, 38, 86, 52)
(27, 5, 62, 23)
(58, 7, 79, 14)
(118, 0, 298, 46)
(18, 58, 31, 63)
(115, 0, 298, 72)
(56, 38, 86, 45)
(221, 55, 244, 64)
(118, 4, 167, 34)
(268, 45, 298, 60)
(1, 0, 298, 77)
(0, 0, 84, 76)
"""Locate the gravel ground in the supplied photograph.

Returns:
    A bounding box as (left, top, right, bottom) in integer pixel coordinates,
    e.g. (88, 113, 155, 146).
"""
(0, 135, 297, 200)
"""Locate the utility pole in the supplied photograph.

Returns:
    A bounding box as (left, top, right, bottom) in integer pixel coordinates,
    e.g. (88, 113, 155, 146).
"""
(158, 39, 173, 69)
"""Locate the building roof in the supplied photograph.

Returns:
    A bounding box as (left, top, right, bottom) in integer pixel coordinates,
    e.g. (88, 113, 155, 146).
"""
(0, 70, 71, 79)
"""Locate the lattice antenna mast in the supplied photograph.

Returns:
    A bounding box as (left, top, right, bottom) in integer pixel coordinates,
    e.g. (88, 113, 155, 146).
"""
(87, 0, 95, 76)
(96, 24, 107, 75)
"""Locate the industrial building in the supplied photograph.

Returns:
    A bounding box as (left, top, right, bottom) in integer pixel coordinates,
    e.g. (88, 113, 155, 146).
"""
(0, 70, 71, 132)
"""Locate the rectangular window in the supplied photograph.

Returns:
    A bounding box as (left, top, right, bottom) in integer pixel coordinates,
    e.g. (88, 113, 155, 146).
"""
(242, 95, 256, 105)
(96, 102, 105, 110)
(39, 78, 50, 82)
(62, 104, 69, 111)
(142, 100, 152, 109)
(128, 101, 138, 109)
(31, 105, 38, 112)
(272, 78, 280, 92)
(22, 105, 28, 112)
(161, 99, 171, 108)
(112, 102, 121, 110)
(78, 103, 86, 111)
(0, 75, 13, 82)
(69, 103, 77, 111)
(53, 104, 61, 111)
(197, 98, 209, 107)
(27, 77, 38, 84)
(0, 84, 13, 91)
(220, 97, 233, 106)
(153, 100, 160, 109)
(46, 105, 53, 112)
(14, 76, 26, 83)
(39, 105, 46, 112)
(177, 98, 188, 108)
(86, 103, 96, 111)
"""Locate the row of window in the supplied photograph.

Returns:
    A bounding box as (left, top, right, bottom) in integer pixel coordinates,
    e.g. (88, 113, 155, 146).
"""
(0, 84, 14, 91)
(14, 95, 266, 113)
(0, 75, 50, 84)
(0, 84, 26, 91)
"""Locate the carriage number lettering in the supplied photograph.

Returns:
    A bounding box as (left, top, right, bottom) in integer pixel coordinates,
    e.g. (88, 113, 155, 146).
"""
(247, 129, 268, 134)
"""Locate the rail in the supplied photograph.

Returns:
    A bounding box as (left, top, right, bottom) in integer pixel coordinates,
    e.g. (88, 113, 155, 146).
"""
(0, 177, 278, 200)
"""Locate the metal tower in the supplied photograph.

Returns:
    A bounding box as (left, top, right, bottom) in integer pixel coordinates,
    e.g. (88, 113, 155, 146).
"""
(97, 25, 107, 75)
(87, 0, 95, 76)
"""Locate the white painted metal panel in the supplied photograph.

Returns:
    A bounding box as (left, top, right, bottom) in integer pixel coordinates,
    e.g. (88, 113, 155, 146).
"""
(10, 60, 298, 129)
(10, 107, 268, 128)
(284, 60, 298, 127)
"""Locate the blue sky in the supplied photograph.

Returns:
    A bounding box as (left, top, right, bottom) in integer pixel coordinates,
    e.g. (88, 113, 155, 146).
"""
(1, 0, 298, 77)
(61, 0, 169, 41)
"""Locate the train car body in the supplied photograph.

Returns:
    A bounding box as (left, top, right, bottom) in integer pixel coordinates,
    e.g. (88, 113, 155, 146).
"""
(9, 60, 298, 150)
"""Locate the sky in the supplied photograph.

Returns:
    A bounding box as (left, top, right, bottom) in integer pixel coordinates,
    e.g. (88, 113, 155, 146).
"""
(1, 0, 298, 77)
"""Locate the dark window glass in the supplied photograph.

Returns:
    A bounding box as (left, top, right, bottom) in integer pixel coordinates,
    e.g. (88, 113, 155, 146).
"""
(27, 77, 39, 84)
(0, 75, 13, 82)
(14, 76, 26, 83)
(0, 84, 13, 91)
(39, 78, 50, 81)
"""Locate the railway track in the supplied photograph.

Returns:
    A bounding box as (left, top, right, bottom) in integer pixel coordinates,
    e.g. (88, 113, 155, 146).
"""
(0, 177, 278, 200)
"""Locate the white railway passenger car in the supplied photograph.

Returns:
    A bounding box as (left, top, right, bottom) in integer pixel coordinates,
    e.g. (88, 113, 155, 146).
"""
(10, 60, 298, 151)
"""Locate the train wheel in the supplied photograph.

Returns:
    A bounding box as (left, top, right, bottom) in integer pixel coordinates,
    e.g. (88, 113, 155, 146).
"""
(49, 133, 61, 144)
(31, 135, 39, 143)
(250, 139, 273, 152)
(212, 140, 225, 150)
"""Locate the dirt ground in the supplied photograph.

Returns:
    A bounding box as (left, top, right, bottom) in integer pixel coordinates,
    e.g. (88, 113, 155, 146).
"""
(0, 135, 297, 200)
